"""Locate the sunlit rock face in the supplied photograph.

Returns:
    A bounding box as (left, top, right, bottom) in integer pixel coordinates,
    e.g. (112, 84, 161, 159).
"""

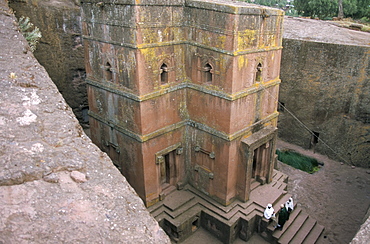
(0, 1, 170, 243)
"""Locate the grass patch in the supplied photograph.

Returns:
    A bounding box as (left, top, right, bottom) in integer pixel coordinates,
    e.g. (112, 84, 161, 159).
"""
(276, 149, 322, 174)
(18, 16, 42, 52)
(361, 25, 370, 32)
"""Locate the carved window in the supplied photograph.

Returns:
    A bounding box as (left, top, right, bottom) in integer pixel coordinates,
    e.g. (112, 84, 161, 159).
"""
(81, 106, 89, 123)
(278, 101, 285, 112)
(310, 131, 320, 147)
(105, 62, 113, 82)
(255, 63, 262, 82)
(160, 63, 168, 84)
(203, 63, 213, 83)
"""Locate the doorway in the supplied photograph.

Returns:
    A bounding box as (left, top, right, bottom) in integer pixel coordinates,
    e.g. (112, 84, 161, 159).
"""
(240, 126, 278, 201)
(252, 141, 270, 184)
(160, 150, 177, 189)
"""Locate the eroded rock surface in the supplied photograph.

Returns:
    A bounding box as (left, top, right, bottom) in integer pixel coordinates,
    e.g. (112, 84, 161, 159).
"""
(0, 1, 170, 243)
(283, 16, 370, 46)
(8, 0, 88, 127)
(279, 17, 370, 167)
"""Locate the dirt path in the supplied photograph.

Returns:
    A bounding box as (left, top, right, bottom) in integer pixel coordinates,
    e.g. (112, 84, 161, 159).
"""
(276, 140, 370, 244)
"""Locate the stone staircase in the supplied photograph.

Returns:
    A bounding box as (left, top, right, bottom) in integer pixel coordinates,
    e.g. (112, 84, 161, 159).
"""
(260, 203, 325, 244)
(149, 170, 325, 244)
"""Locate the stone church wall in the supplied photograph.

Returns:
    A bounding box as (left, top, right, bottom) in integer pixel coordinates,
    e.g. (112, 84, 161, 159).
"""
(81, 0, 283, 207)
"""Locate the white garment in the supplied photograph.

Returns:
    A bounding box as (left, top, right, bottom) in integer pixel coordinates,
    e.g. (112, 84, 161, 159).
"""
(286, 197, 294, 211)
(264, 204, 274, 219)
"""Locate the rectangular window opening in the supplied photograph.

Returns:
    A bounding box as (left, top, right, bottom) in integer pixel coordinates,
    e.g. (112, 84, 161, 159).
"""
(278, 101, 285, 112)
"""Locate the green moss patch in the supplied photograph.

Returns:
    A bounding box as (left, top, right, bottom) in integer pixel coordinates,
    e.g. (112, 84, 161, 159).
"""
(276, 149, 322, 174)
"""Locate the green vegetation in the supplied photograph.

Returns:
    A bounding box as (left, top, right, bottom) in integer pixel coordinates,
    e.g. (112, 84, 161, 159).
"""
(18, 16, 42, 52)
(276, 149, 321, 174)
(361, 24, 370, 31)
(241, 0, 370, 20)
(360, 16, 370, 23)
(294, 0, 369, 19)
(243, 0, 292, 8)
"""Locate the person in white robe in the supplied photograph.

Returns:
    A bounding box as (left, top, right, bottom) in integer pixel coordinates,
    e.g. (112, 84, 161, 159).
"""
(285, 197, 294, 213)
(264, 203, 278, 228)
(264, 203, 274, 219)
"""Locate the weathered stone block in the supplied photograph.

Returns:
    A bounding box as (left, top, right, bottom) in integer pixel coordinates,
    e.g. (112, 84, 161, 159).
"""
(279, 35, 370, 167)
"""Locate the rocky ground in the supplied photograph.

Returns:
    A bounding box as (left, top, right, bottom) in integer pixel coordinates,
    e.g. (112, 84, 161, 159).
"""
(276, 140, 370, 244)
(0, 1, 170, 243)
(283, 16, 370, 46)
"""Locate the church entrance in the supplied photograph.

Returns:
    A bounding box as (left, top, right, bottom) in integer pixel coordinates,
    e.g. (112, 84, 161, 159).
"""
(240, 126, 278, 201)
(156, 143, 183, 198)
(252, 142, 270, 184)
(160, 150, 177, 190)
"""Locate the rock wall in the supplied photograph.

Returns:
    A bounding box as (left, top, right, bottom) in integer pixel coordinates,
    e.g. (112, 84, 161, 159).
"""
(0, 1, 170, 243)
(8, 0, 88, 127)
(350, 207, 370, 244)
(278, 19, 370, 168)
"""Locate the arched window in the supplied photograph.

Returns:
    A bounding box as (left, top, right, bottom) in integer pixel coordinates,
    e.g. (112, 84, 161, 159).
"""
(203, 63, 213, 83)
(105, 62, 113, 82)
(160, 63, 168, 84)
(255, 63, 262, 82)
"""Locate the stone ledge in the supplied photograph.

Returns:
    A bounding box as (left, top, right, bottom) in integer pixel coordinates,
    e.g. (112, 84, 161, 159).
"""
(0, 1, 170, 243)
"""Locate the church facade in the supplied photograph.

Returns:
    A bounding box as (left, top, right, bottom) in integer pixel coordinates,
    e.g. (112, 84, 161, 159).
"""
(81, 0, 284, 208)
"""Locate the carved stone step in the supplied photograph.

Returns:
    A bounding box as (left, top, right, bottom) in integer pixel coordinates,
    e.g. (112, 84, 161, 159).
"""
(277, 211, 309, 243)
(267, 208, 302, 236)
(250, 179, 261, 191)
(302, 222, 325, 244)
(289, 217, 317, 244)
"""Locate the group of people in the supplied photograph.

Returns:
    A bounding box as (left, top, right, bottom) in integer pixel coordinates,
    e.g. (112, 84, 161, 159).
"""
(263, 197, 294, 230)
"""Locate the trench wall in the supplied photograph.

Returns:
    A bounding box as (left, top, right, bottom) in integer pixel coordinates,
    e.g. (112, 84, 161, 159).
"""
(0, 1, 170, 243)
(8, 0, 88, 127)
(278, 38, 370, 167)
